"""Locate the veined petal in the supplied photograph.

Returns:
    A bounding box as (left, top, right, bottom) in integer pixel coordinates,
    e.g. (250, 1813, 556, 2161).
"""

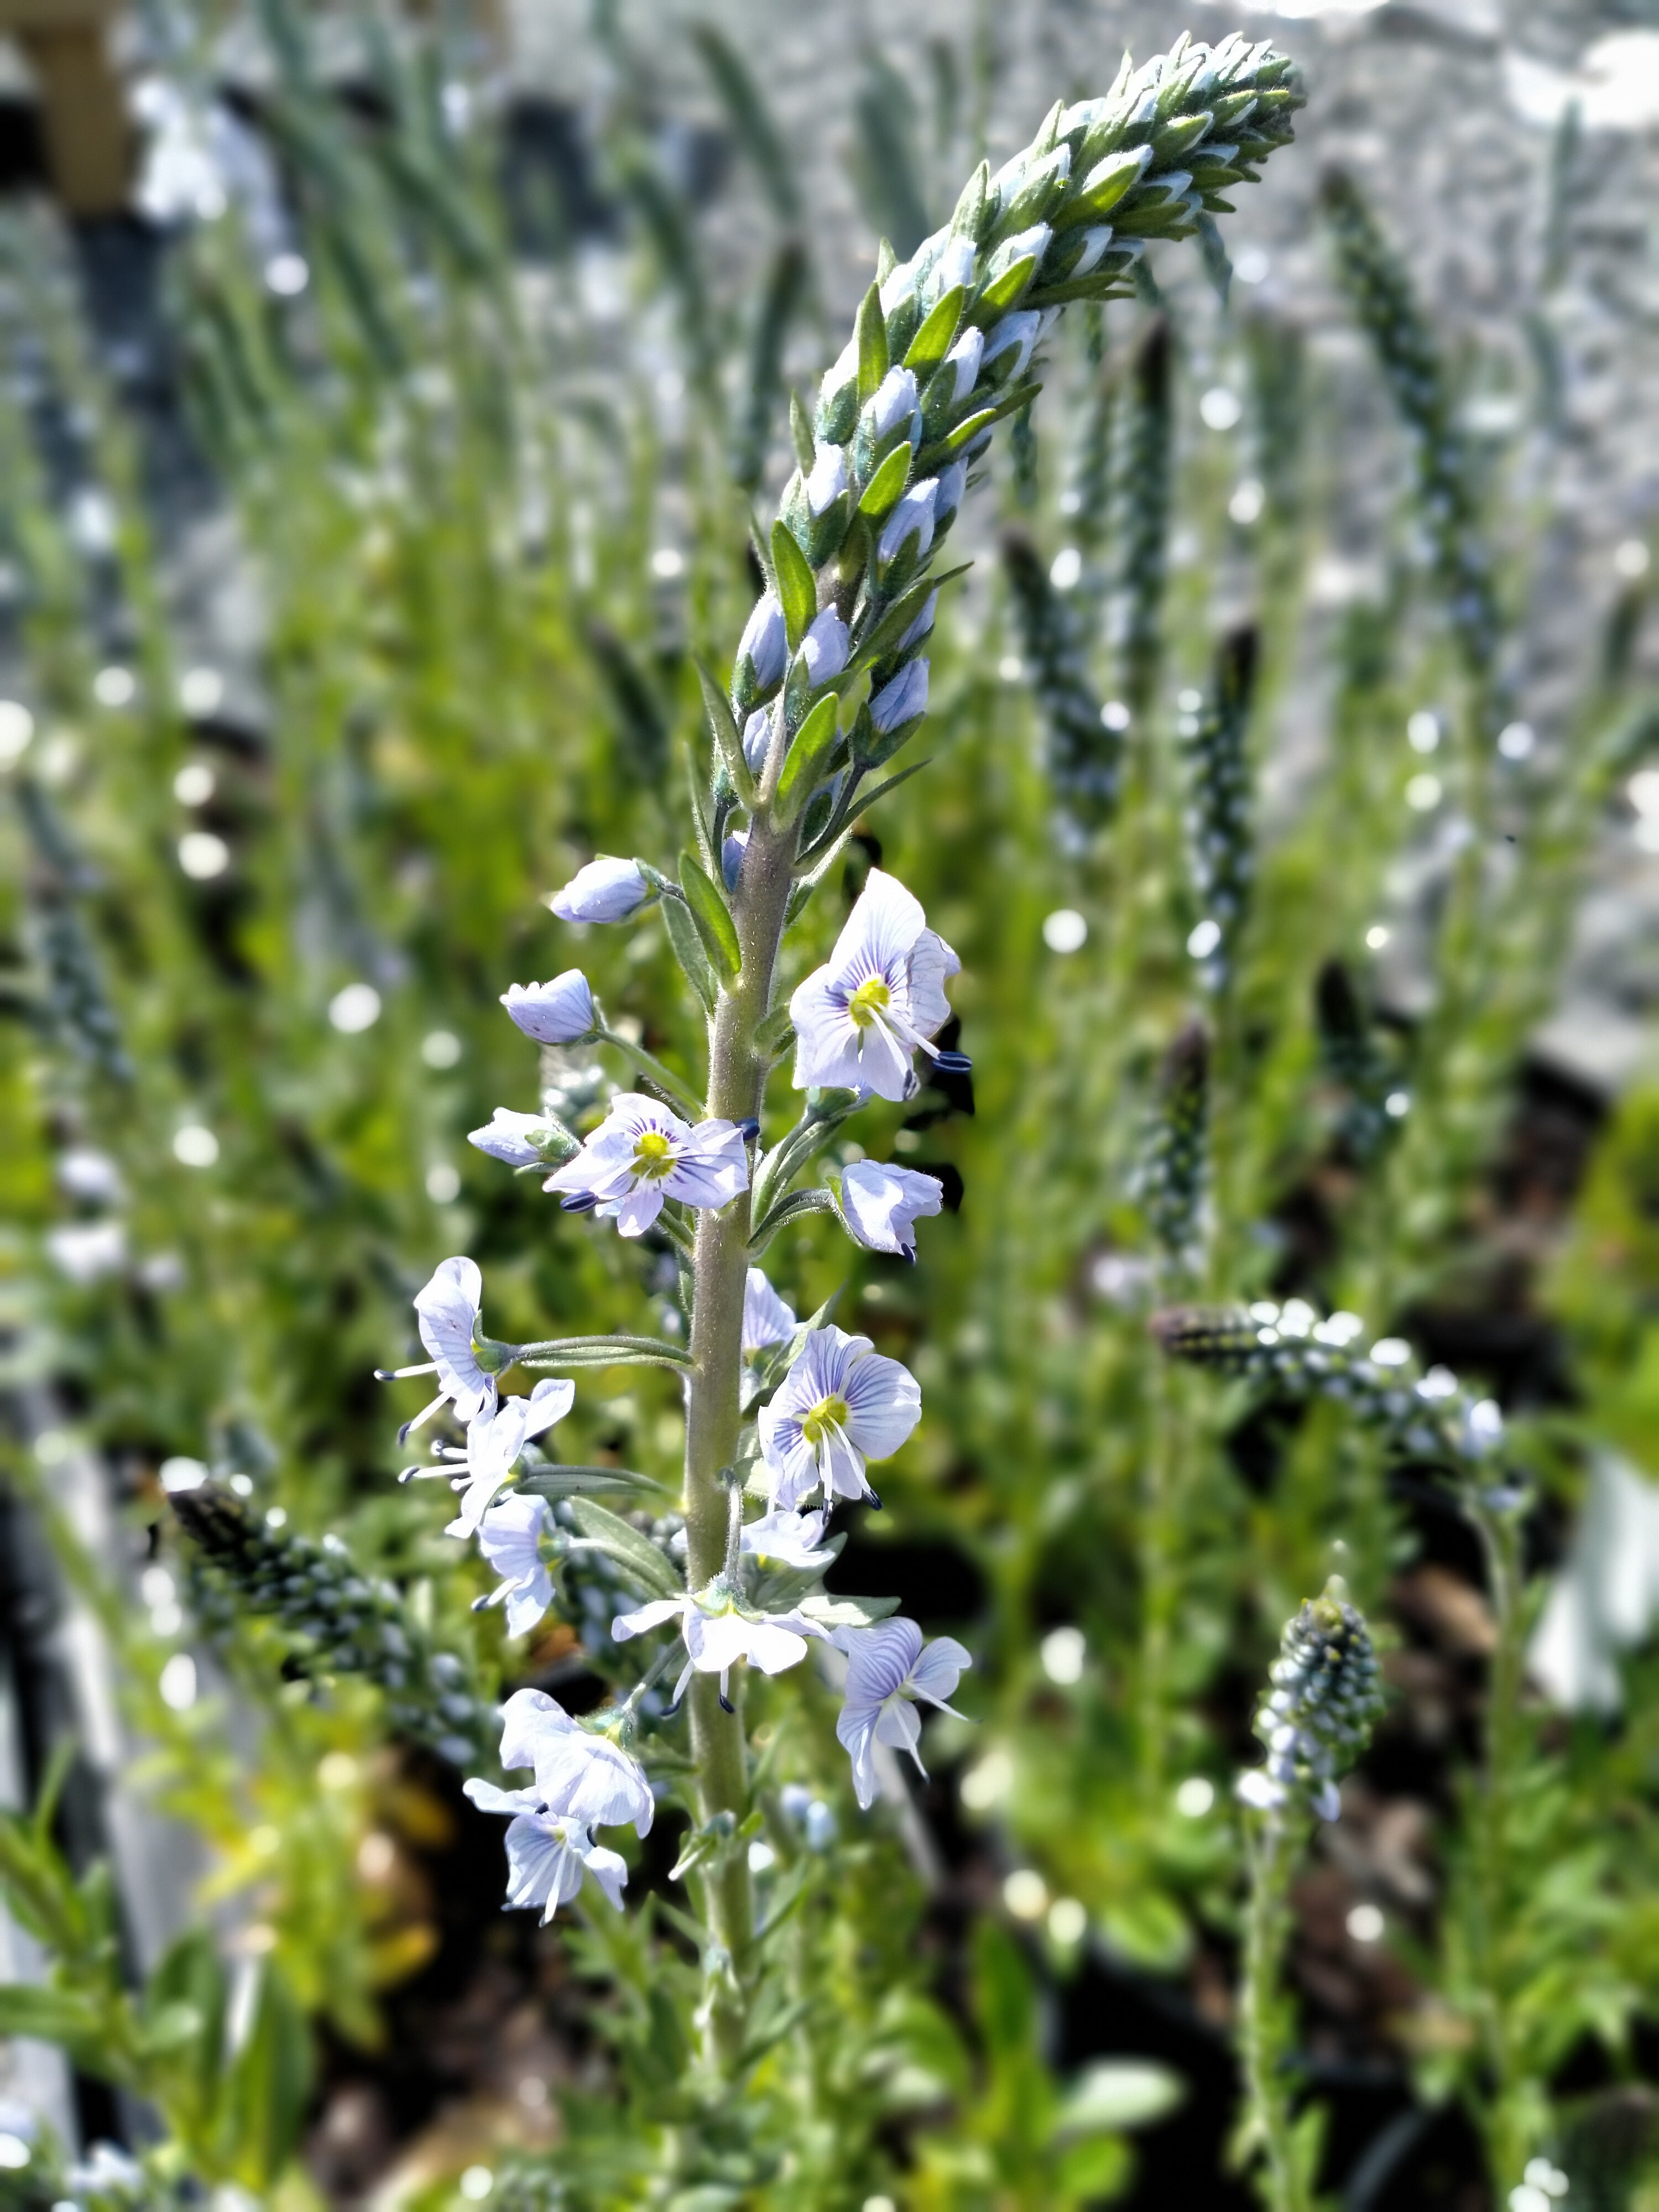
(582, 1842, 630, 1911)
(841, 1348, 923, 1460)
(742, 1269, 797, 1353)
(833, 1706, 881, 1810)
(826, 869, 926, 989)
(907, 1634, 972, 1711)
(842, 1616, 924, 1703)
(612, 1595, 686, 1642)
(609, 1184, 665, 1237)
(874, 1697, 925, 1763)
(463, 1777, 539, 1818)
(790, 971, 871, 1093)
(413, 1256, 493, 1423)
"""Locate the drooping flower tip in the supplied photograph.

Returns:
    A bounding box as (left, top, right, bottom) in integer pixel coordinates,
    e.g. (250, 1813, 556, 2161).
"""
(835, 1616, 971, 1809)
(839, 1159, 943, 1261)
(501, 971, 596, 1044)
(742, 1266, 797, 1354)
(446, 1377, 573, 1538)
(497, 1686, 654, 1837)
(547, 855, 649, 925)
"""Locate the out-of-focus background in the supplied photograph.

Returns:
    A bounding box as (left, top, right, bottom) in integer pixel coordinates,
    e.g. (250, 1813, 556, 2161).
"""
(4, 3, 1659, 2208)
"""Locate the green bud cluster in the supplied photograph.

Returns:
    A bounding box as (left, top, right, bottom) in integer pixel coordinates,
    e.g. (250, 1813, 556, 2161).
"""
(1320, 171, 1498, 684)
(1135, 1020, 1209, 1264)
(1151, 1299, 1505, 1472)
(1244, 1577, 1384, 1822)
(1180, 625, 1258, 987)
(1113, 315, 1173, 717)
(171, 1484, 495, 1766)
(17, 779, 132, 1086)
(1001, 526, 1120, 832)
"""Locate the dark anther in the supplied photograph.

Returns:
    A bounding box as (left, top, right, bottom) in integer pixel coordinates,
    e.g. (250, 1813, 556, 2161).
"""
(865, 1489, 883, 1510)
(934, 1050, 972, 1074)
(397, 1418, 418, 1446)
(560, 1192, 599, 1213)
(719, 1694, 736, 1714)
(397, 1465, 422, 1483)
(737, 1118, 761, 1141)
(373, 1368, 397, 1381)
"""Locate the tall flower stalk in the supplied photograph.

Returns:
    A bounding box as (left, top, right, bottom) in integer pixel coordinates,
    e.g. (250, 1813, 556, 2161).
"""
(368, 29, 1307, 2079)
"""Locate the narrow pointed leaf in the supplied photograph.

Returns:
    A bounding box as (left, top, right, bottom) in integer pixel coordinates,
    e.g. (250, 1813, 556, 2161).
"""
(680, 852, 742, 980)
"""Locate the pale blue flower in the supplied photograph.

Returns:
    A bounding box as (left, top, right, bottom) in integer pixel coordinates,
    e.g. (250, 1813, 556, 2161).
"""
(613, 1583, 827, 1706)
(895, 589, 939, 654)
(935, 463, 967, 524)
(740, 1505, 830, 1571)
(477, 1493, 556, 1637)
(545, 1093, 748, 1237)
(928, 234, 975, 300)
(501, 972, 596, 1044)
(742, 1266, 797, 1353)
(461, 1783, 628, 1916)
(743, 707, 774, 774)
(800, 607, 851, 686)
(1068, 225, 1115, 277)
(737, 590, 787, 691)
(983, 310, 1041, 382)
(992, 223, 1051, 278)
(840, 1159, 943, 1260)
(757, 1323, 921, 1509)
(789, 867, 958, 1100)
(446, 1377, 573, 1538)
(468, 1108, 559, 1167)
(834, 1616, 971, 1809)
(806, 442, 847, 514)
(549, 856, 649, 924)
(944, 327, 984, 402)
(392, 1255, 496, 1433)
(865, 366, 920, 445)
(722, 828, 749, 891)
(869, 659, 930, 735)
(878, 479, 940, 566)
(497, 1685, 654, 1834)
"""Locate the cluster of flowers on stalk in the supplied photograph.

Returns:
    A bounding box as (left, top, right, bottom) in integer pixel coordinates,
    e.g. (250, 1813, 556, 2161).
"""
(375, 27, 1304, 1928)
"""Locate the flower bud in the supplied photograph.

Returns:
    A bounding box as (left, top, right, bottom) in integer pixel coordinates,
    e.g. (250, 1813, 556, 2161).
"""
(501, 972, 596, 1044)
(870, 658, 930, 734)
(547, 857, 649, 925)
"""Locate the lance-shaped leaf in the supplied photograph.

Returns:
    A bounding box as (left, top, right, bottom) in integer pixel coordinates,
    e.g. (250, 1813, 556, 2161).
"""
(679, 852, 742, 980)
(904, 285, 966, 373)
(565, 1500, 682, 1599)
(796, 1591, 904, 1629)
(518, 1465, 675, 1503)
(662, 890, 718, 1014)
(855, 278, 889, 403)
(858, 441, 912, 519)
(696, 658, 757, 806)
(775, 692, 841, 824)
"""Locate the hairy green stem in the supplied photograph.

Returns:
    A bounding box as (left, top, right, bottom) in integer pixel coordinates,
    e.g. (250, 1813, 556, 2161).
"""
(1467, 1497, 1528, 2195)
(1240, 1817, 1306, 2212)
(681, 811, 796, 2065)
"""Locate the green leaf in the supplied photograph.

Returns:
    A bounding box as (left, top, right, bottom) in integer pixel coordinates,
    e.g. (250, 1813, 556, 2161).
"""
(217, 1962, 313, 2189)
(775, 693, 840, 822)
(1058, 145, 1153, 228)
(770, 518, 817, 651)
(755, 1001, 797, 1055)
(662, 891, 718, 1014)
(854, 279, 889, 404)
(974, 254, 1039, 317)
(857, 441, 912, 519)
(904, 285, 966, 373)
(566, 1500, 682, 1599)
(948, 159, 989, 243)
(517, 1465, 674, 1502)
(679, 853, 742, 981)
(796, 1591, 902, 1629)
(695, 659, 756, 805)
(1053, 2059, 1185, 2137)
(0, 1983, 107, 2054)
(789, 390, 816, 472)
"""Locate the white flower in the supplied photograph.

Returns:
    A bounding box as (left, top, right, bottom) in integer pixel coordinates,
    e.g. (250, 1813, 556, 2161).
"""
(447, 1378, 573, 1537)
(800, 607, 851, 685)
(501, 972, 596, 1044)
(477, 1493, 556, 1636)
(983, 310, 1041, 382)
(943, 327, 984, 402)
(612, 1583, 827, 1705)
(994, 223, 1051, 278)
(740, 1506, 831, 1571)
(757, 1324, 921, 1509)
(549, 856, 649, 924)
(869, 659, 929, 734)
(743, 707, 775, 774)
(58, 1147, 122, 1203)
(840, 1160, 943, 1260)
(935, 463, 967, 524)
(1068, 225, 1114, 278)
(461, 1783, 628, 1916)
(789, 868, 959, 1101)
(497, 1686, 654, 1835)
(929, 235, 975, 299)
(737, 591, 787, 691)
(397, 1255, 499, 1432)
(806, 442, 847, 514)
(46, 1219, 127, 1284)
(878, 479, 940, 566)
(468, 1108, 560, 1167)
(895, 589, 939, 655)
(545, 1093, 748, 1238)
(742, 1267, 797, 1353)
(835, 1616, 971, 1809)
(865, 366, 920, 444)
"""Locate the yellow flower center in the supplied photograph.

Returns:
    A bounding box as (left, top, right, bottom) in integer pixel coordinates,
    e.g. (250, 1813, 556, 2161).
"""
(632, 1128, 676, 1180)
(801, 1395, 849, 1448)
(847, 977, 891, 1030)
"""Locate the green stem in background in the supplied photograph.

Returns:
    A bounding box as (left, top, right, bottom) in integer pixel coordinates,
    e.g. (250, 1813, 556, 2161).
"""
(1239, 1816, 1307, 2212)
(1465, 1494, 1531, 2197)
(596, 1014, 703, 1115)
